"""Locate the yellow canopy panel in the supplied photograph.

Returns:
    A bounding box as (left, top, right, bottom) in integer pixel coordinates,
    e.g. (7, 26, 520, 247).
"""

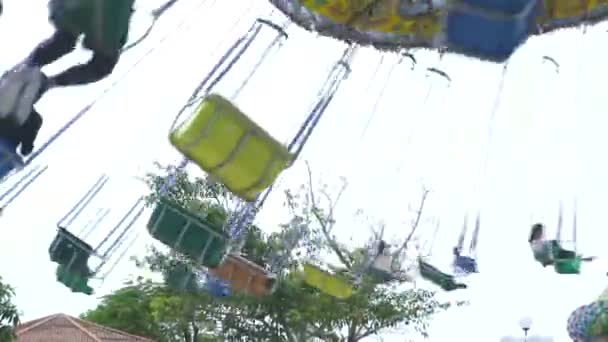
(543, 0, 608, 19)
(298, 0, 441, 38)
(302, 263, 354, 299)
(298, 0, 378, 24)
(352, 11, 441, 39)
(170, 94, 294, 202)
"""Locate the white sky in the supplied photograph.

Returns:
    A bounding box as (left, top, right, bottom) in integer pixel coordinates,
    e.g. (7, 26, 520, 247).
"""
(1, 1, 608, 341)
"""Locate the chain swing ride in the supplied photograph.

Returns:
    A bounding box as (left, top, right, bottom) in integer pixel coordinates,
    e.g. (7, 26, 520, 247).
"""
(0, 0, 606, 339)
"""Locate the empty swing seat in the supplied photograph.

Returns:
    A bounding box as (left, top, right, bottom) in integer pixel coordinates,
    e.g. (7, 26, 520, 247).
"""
(302, 263, 354, 299)
(445, 0, 539, 62)
(170, 94, 294, 202)
(554, 256, 582, 274)
(209, 253, 276, 297)
(49, 227, 94, 276)
(147, 198, 229, 268)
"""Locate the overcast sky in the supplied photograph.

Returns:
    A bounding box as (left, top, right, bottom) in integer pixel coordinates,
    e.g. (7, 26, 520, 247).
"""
(1, 1, 607, 341)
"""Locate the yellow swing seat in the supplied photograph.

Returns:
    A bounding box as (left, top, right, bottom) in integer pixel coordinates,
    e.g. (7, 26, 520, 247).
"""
(302, 263, 354, 299)
(170, 94, 294, 202)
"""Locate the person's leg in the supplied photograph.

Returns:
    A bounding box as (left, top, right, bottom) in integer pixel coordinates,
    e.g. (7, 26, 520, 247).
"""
(25, 30, 78, 67)
(51, 52, 119, 87)
(18, 109, 42, 156)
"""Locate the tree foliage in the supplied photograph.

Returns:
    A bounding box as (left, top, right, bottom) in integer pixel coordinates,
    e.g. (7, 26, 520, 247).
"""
(0, 276, 20, 342)
(84, 162, 455, 341)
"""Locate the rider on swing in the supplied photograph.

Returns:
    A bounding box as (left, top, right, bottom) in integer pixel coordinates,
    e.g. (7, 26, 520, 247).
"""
(22, 0, 134, 96)
(528, 223, 593, 266)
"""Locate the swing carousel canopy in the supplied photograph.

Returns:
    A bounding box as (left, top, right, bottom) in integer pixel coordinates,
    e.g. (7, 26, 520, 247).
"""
(269, 0, 608, 61)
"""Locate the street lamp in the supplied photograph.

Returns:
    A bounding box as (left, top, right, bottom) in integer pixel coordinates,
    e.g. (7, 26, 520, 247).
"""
(519, 317, 533, 341)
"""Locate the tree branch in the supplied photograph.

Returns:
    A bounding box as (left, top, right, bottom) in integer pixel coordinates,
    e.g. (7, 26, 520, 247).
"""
(393, 187, 429, 259)
(305, 162, 352, 269)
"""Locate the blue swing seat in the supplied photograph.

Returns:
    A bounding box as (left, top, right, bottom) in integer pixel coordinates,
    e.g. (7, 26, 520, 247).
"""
(445, 0, 540, 62)
(0, 137, 22, 180)
(207, 276, 231, 297)
(454, 255, 479, 274)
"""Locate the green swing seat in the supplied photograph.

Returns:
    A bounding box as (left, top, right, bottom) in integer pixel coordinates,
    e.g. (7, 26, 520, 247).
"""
(49, 227, 94, 276)
(419, 260, 466, 291)
(554, 256, 582, 274)
(147, 198, 229, 268)
(169, 94, 294, 202)
(56, 264, 94, 295)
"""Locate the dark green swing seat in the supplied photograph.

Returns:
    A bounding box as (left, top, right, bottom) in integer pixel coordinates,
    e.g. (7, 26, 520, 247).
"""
(49, 227, 95, 295)
(56, 264, 94, 295)
(419, 259, 467, 291)
(554, 255, 582, 274)
(49, 227, 94, 275)
(147, 198, 229, 268)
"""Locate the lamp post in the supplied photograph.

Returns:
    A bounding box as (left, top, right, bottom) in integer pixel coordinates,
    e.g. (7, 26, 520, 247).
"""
(519, 317, 533, 341)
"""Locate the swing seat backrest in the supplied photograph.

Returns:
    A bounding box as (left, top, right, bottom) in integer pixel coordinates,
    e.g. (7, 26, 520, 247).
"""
(209, 253, 276, 297)
(48, 227, 94, 275)
(302, 263, 354, 299)
(170, 94, 294, 202)
(554, 256, 581, 274)
(146, 198, 229, 268)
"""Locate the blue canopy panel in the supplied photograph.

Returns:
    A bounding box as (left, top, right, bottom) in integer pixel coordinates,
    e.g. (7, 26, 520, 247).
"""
(445, 0, 540, 62)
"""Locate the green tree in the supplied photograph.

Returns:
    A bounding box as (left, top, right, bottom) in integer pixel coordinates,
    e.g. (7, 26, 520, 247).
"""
(88, 162, 455, 341)
(0, 276, 20, 342)
(81, 281, 162, 339)
(82, 278, 222, 342)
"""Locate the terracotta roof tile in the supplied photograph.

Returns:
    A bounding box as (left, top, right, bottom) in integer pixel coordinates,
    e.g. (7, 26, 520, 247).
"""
(15, 313, 155, 342)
